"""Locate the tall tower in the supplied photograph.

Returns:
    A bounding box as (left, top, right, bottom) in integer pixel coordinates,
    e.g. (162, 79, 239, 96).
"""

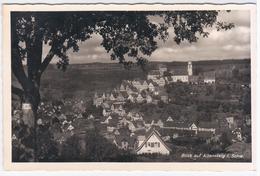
(188, 61, 193, 76)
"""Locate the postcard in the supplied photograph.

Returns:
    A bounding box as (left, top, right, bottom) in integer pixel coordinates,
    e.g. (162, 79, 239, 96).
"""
(2, 3, 256, 171)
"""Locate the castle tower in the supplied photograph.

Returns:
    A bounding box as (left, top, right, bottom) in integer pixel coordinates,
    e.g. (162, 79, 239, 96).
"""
(188, 61, 193, 76)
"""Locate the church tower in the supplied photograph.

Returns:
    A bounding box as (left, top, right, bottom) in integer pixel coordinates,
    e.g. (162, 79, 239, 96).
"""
(188, 61, 193, 76)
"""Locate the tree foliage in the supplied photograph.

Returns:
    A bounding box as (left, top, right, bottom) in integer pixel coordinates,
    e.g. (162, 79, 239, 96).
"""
(59, 129, 121, 162)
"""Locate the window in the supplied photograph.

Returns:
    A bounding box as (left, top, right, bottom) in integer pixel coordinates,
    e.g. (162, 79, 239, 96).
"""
(151, 142, 154, 147)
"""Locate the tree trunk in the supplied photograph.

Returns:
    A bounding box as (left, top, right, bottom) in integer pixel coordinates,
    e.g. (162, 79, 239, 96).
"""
(13, 54, 41, 160)
(22, 102, 35, 128)
(21, 87, 40, 128)
(11, 14, 50, 161)
(21, 87, 40, 161)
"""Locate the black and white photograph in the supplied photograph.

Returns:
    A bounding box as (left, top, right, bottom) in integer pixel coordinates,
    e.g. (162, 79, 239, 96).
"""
(3, 4, 256, 169)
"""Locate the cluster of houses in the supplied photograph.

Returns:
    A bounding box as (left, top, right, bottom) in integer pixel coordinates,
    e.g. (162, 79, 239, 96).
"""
(78, 111, 243, 155)
(83, 62, 244, 155)
(93, 79, 169, 108)
(12, 62, 241, 156)
(93, 62, 216, 108)
(12, 99, 244, 156)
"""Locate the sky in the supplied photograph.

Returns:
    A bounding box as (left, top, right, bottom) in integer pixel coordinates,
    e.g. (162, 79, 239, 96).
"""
(44, 10, 250, 64)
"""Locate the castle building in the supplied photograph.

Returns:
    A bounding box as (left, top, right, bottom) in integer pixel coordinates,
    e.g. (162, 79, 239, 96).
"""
(171, 61, 195, 83)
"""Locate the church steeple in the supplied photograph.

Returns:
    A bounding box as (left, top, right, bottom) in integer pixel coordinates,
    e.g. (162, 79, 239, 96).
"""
(188, 61, 193, 76)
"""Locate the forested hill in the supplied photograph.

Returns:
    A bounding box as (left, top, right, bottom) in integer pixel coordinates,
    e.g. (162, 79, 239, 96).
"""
(13, 59, 250, 102)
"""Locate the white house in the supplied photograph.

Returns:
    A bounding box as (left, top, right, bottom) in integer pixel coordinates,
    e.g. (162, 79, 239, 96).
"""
(128, 122, 137, 132)
(102, 109, 111, 117)
(132, 80, 149, 91)
(116, 109, 126, 116)
(67, 124, 74, 131)
(147, 70, 160, 80)
(142, 80, 149, 90)
(245, 115, 251, 126)
(120, 84, 125, 91)
(135, 129, 171, 155)
(116, 93, 125, 102)
(88, 114, 95, 120)
(136, 94, 144, 103)
(164, 121, 189, 130)
(166, 116, 173, 122)
(132, 80, 142, 90)
(132, 113, 143, 121)
(171, 75, 189, 83)
(148, 82, 155, 92)
(127, 112, 133, 119)
(164, 121, 216, 135)
(146, 95, 153, 103)
(153, 88, 160, 96)
(226, 117, 235, 129)
(127, 94, 135, 103)
(118, 117, 129, 127)
(197, 122, 216, 134)
(93, 97, 103, 107)
(102, 93, 106, 100)
(109, 93, 116, 101)
(203, 72, 216, 84)
(125, 85, 134, 94)
(204, 77, 215, 84)
(107, 126, 115, 132)
(110, 104, 115, 111)
(157, 77, 166, 87)
(114, 129, 120, 135)
(119, 117, 137, 132)
(102, 102, 110, 109)
(101, 115, 112, 124)
(189, 123, 198, 134)
(232, 128, 242, 141)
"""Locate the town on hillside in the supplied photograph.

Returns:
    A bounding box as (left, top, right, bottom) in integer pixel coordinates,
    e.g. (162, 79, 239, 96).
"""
(12, 61, 251, 162)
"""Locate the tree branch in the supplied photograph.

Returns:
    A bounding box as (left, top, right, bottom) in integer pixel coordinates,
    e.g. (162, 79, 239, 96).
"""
(12, 86, 24, 100)
(38, 48, 55, 77)
(26, 39, 43, 82)
(12, 48, 31, 92)
(26, 16, 43, 84)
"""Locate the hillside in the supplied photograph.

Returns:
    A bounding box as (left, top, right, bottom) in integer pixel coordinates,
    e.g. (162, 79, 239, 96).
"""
(12, 59, 250, 102)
